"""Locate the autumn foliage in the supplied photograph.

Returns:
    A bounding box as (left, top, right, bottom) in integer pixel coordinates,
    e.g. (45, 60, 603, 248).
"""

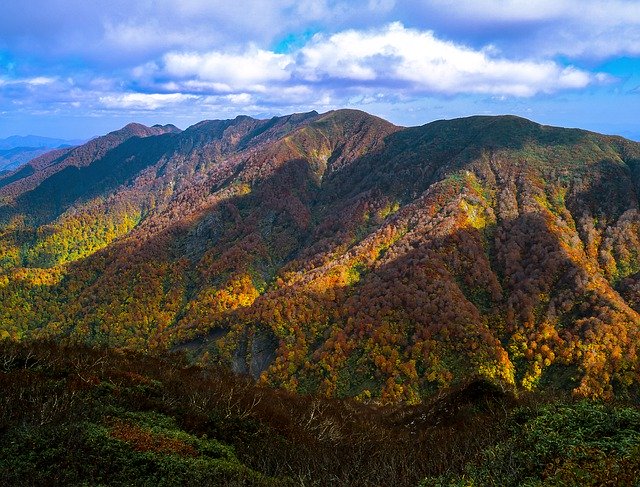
(1, 111, 640, 402)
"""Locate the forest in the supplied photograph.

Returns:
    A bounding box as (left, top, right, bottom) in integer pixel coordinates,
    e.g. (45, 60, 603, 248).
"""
(1, 110, 640, 405)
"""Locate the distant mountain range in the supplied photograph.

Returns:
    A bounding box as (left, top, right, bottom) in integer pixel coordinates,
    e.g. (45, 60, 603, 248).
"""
(0, 134, 85, 172)
(1, 110, 640, 403)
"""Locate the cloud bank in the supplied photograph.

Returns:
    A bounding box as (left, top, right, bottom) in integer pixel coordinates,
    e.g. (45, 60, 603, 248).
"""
(0, 1, 638, 138)
(126, 23, 599, 112)
(416, 0, 640, 58)
(1, 21, 605, 118)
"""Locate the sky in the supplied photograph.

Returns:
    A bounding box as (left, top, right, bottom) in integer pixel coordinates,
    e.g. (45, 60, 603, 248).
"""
(0, 0, 639, 140)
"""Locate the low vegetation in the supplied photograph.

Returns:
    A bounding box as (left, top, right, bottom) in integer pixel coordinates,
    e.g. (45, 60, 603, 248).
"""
(2, 341, 639, 486)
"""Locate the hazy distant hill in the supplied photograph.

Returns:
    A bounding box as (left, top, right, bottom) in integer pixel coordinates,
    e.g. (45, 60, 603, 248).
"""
(0, 134, 85, 171)
(1, 110, 640, 403)
(0, 134, 84, 150)
(0, 146, 61, 172)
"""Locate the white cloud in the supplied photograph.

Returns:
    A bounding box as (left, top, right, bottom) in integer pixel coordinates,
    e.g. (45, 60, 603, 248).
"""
(295, 23, 594, 95)
(1, 1, 639, 139)
(101, 19, 233, 58)
(417, 0, 640, 58)
(0, 76, 57, 87)
(143, 23, 596, 98)
(2, 1, 639, 67)
(161, 49, 293, 91)
(25, 76, 56, 86)
(1, 20, 610, 124)
(423, 0, 571, 23)
(225, 93, 253, 104)
(425, 0, 640, 25)
(98, 93, 197, 110)
(0, 0, 396, 66)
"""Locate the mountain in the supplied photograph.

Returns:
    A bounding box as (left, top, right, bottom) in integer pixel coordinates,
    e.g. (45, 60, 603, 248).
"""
(0, 147, 56, 172)
(0, 134, 87, 172)
(1, 110, 640, 403)
(0, 134, 84, 150)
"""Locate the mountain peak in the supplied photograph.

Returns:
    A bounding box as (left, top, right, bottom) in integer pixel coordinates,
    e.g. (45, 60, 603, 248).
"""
(319, 108, 397, 125)
(152, 123, 182, 132)
(112, 122, 181, 139)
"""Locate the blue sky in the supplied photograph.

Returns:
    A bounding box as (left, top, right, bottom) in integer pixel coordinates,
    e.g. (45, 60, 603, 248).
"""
(0, 0, 639, 140)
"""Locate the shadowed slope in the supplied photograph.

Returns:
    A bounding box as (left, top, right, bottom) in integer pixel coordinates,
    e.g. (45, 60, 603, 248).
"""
(1, 111, 640, 403)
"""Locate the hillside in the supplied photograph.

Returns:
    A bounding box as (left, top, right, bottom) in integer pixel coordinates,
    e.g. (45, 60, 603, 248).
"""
(1, 110, 640, 402)
(2, 341, 639, 486)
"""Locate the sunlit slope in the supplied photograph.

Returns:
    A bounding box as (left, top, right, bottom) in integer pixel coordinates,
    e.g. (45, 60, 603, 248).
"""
(2, 110, 640, 402)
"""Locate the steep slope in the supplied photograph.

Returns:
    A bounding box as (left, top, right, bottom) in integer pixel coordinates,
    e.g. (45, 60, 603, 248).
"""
(1, 110, 640, 403)
(0, 123, 180, 199)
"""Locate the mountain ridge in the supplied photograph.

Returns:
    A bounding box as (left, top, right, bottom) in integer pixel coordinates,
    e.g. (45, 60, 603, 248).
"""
(1, 109, 640, 403)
